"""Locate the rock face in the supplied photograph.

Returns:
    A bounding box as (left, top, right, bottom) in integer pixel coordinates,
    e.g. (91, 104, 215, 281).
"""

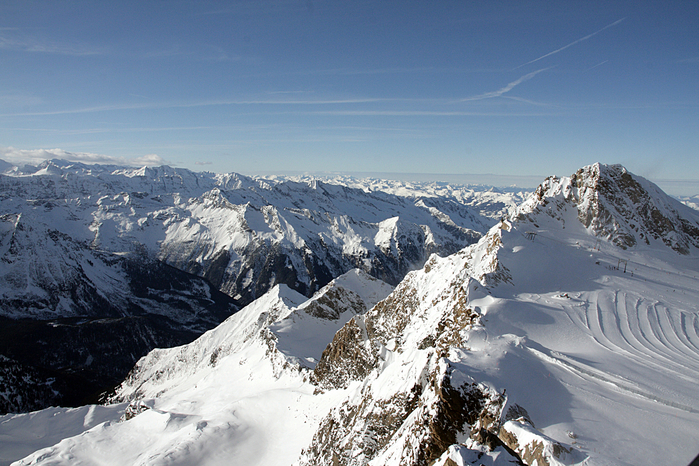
(298, 237, 528, 466)
(520, 163, 699, 254)
(498, 419, 578, 466)
(302, 358, 508, 466)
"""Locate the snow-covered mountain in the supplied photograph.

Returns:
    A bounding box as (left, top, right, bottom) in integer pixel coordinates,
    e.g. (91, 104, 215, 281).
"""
(4, 269, 395, 465)
(0, 159, 496, 308)
(679, 194, 699, 212)
(262, 173, 529, 221)
(523, 163, 699, 254)
(3, 163, 699, 466)
(0, 158, 513, 413)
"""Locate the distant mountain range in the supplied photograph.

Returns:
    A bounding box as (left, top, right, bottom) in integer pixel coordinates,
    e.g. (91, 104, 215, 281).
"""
(0, 159, 524, 413)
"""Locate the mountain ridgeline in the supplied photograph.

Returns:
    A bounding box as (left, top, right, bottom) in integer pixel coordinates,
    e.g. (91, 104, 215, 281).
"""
(0, 159, 501, 413)
(522, 163, 699, 254)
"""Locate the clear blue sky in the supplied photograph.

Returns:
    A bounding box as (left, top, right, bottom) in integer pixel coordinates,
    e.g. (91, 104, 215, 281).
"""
(1, 1, 697, 193)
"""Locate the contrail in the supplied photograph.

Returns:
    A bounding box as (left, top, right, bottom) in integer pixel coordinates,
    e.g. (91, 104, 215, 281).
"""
(461, 67, 552, 101)
(514, 17, 626, 70)
(584, 60, 609, 72)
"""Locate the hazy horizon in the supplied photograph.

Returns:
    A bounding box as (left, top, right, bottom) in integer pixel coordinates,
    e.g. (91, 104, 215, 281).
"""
(2, 153, 698, 197)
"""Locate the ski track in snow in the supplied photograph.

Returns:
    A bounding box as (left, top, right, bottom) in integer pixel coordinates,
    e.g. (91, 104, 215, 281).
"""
(586, 291, 699, 382)
(525, 279, 699, 418)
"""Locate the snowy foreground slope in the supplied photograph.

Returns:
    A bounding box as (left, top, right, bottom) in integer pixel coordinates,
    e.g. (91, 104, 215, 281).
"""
(2, 269, 394, 465)
(4, 163, 699, 466)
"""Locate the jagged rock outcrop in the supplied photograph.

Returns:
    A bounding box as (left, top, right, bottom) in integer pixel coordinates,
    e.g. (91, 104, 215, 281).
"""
(519, 163, 699, 254)
(303, 240, 526, 465)
(498, 418, 580, 466)
(301, 358, 508, 466)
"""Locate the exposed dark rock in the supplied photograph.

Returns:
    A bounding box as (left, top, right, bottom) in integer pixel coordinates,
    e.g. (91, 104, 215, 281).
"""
(120, 399, 151, 421)
(313, 316, 378, 391)
(571, 163, 699, 253)
(0, 314, 199, 413)
(420, 367, 506, 465)
(0, 252, 237, 414)
(0, 355, 68, 413)
(302, 359, 507, 466)
(498, 418, 578, 466)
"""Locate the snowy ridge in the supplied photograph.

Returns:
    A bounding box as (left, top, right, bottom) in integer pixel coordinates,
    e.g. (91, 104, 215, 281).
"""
(4, 163, 699, 466)
(517, 163, 699, 254)
(263, 173, 529, 220)
(10, 269, 393, 466)
(110, 269, 393, 403)
(110, 283, 310, 403)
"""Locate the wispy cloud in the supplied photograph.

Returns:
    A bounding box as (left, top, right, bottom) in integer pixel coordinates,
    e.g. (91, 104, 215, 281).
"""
(0, 146, 167, 167)
(137, 44, 240, 62)
(0, 33, 104, 56)
(0, 98, 391, 117)
(266, 90, 314, 95)
(1, 125, 220, 135)
(677, 57, 699, 64)
(514, 18, 626, 70)
(0, 103, 154, 117)
(584, 60, 609, 72)
(292, 110, 556, 117)
(0, 93, 43, 107)
(460, 68, 552, 102)
(500, 95, 553, 107)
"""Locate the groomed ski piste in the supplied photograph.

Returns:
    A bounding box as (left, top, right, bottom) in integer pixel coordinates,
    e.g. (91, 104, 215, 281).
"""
(2, 163, 699, 466)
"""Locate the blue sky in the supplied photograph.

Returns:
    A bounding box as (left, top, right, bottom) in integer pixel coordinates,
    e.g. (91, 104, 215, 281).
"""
(0, 1, 698, 193)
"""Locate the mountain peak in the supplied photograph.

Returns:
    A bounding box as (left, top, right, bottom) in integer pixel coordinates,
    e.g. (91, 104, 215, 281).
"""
(520, 163, 699, 254)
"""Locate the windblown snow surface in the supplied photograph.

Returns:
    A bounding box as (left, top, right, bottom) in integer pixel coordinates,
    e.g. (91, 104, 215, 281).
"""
(3, 163, 699, 466)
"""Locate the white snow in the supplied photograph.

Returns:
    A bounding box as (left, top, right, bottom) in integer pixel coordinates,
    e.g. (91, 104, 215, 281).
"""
(2, 162, 699, 466)
(0, 404, 125, 466)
